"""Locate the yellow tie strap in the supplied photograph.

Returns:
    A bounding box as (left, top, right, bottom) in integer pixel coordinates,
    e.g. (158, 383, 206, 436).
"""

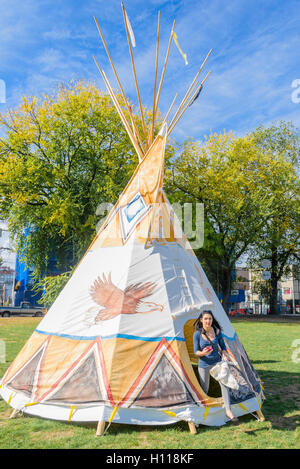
(108, 406, 118, 423)
(258, 377, 265, 391)
(68, 406, 76, 422)
(163, 410, 177, 418)
(238, 403, 249, 413)
(25, 402, 38, 407)
(100, 406, 119, 437)
(256, 396, 262, 409)
(8, 393, 14, 404)
(203, 407, 209, 421)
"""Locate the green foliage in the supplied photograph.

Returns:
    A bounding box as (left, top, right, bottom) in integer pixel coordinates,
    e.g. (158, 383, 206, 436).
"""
(248, 122, 300, 267)
(32, 270, 73, 308)
(247, 122, 300, 312)
(165, 123, 300, 311)
(0, 80, 175, 278)
(0, 81, 140, 276)
(165, 131, 274, 308)
(250, 271, 271, 303)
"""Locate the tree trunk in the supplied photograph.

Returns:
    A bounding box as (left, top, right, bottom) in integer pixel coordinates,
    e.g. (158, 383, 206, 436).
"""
(270, 247, 279, 315)
(221, 268, 232, 314)
(269, 275, 280, 314)
(195, 252, 232, 314)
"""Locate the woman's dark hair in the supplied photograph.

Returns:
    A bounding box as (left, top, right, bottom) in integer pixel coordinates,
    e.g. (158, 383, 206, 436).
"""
(193, 310, 222, 334)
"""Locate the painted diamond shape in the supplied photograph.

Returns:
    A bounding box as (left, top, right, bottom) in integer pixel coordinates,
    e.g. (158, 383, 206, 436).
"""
(119, 192, 150, 241)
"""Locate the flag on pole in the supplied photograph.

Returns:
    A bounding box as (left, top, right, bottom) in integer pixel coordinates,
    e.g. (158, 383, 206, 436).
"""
(123, 5, 136, 47)
(189, 84, 203, 107)
(172, 31, 188, 65)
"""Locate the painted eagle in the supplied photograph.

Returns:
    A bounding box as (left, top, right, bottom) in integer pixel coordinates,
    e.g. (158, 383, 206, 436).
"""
(89, 273, 163, 322)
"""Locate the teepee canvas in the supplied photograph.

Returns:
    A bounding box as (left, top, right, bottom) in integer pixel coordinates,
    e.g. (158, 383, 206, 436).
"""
(0, 6, 264, 432)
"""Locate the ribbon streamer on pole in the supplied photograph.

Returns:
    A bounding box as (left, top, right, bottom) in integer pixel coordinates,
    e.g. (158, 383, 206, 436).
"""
(123, 5, 136, 47)
(172, 31, 188, 65)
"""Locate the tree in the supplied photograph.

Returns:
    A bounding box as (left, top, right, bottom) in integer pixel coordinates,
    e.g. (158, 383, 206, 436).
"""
(247, 122, 300, 314)
(0, 81, 146, 276)
(165, 129, 297, 313)
(33, 270, 73, 309)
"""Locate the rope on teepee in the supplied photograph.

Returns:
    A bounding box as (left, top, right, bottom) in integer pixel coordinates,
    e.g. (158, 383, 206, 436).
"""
(237, 402, 261, 422)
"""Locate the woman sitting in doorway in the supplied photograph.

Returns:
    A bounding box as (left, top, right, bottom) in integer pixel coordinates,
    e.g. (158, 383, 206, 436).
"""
(193, 310, 238, 422)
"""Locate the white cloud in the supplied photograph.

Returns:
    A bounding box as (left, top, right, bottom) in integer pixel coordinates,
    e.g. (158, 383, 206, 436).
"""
(0, 0, 299, 141)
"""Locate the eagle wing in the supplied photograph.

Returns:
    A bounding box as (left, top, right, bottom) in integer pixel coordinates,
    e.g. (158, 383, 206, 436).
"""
(90, 273, 124, 308)
(124, 281, 156, 302)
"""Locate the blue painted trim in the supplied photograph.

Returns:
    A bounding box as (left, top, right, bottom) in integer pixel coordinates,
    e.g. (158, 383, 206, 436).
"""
(35, 329, 186, 342)
(222, 332, 237, 341)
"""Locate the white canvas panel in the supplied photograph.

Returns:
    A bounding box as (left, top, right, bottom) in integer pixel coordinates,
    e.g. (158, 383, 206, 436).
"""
(37, 241, 136, 337)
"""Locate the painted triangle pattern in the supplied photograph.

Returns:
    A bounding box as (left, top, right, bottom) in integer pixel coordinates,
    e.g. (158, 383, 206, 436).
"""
(47, 353, 103, 403)
(7, 348, 44, 398)
(132, 354, 195, 408)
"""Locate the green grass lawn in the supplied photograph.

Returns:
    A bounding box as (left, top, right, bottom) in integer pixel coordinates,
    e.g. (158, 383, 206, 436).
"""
(0, 318, 299, 449)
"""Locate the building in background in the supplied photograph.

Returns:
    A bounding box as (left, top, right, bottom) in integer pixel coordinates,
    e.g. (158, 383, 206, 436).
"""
(232, 266, 300, 315)
(279, 267, 300, 314)
(0, 220, 17, 305)
(0, 221, 62, 307)
(0, 266, 14, 305)
(13, 255, 43, 307)
(0, 221, 48, 306)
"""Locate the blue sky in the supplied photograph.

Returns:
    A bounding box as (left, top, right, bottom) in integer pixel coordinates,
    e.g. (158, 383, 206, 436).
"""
(0, 0, 299, 141)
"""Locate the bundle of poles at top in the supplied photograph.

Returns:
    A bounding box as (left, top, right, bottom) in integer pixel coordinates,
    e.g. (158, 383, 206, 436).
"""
(93, 3, 212, 162)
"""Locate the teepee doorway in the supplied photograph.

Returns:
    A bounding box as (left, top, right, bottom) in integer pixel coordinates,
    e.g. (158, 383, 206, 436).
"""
(183, 319, 221, 399)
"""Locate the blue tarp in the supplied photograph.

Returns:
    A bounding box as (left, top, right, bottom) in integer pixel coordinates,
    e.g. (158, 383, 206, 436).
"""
(218, 289, 245, 304)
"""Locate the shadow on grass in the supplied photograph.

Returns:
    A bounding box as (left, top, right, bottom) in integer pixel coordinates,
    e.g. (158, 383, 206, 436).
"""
(255, 369, 300, 432)
(251, 360, 279, 364)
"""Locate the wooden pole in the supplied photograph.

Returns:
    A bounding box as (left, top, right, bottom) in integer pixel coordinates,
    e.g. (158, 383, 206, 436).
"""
(163, 93, 178, 124)
(102, 68, 144, 163)
(96, 420, 106, 436)
(188, 422, 197, 434)
(154, 19, 176, 124)
(93, 57, 144, 162)
(168, 71, 211, 137)
(168, 49, 212, 130)
(93, 15, 145, 153)
(127, 102, 137, 139)
(9, 408, 19, 419)
(168, 80, 199, 130)
(147, 11, 161, 149)
(121, 3, 147, 140)
(167, 82, 204, 137)
(256, 410, 265, 422)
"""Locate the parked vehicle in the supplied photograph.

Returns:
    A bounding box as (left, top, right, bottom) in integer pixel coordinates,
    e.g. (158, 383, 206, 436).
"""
(0, 301, 46, 318)
(229, 308, 247, 317)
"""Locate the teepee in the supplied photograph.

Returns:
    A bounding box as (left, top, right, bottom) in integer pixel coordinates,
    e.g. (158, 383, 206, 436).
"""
(0, 5, 264, 434)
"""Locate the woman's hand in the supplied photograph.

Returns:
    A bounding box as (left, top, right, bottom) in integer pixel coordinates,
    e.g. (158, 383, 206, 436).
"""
(200, 346, 213, 357)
